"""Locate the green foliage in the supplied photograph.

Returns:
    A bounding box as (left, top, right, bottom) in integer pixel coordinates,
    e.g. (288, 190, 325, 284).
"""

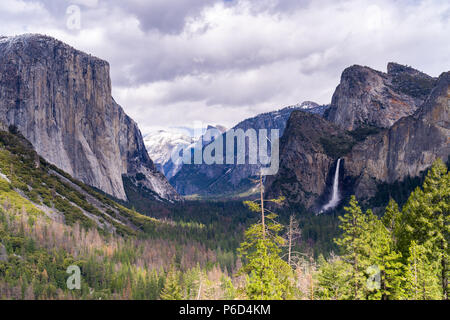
(316, 254, 349, 300)
(399, 158, 449, 299)
(404, 241, 441, 300)
(160, 268, 183, 300)
(319, 134, 355, 159)
(318, 159, 449, 300)
(220, 275, 236, 300)
(239, 196, 295, 300)
(364, 210, 405, 300)
(333, 196, 372, 299)
(238, 223, 294, 300)
(320, 197, 406, 300)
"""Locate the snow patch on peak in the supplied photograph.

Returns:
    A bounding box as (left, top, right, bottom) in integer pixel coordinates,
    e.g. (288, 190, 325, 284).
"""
(296, 101, 320, 110)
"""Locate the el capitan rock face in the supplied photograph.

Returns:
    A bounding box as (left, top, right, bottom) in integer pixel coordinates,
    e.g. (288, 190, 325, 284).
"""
(326, 63, 436, 130)
(0, 34, 180, 202)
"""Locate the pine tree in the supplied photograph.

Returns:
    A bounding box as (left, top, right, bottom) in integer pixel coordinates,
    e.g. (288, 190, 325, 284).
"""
(238, 221, 294, 300)
(334, 196, 370, 299)
(160, 268, 183, 300)
(401, 159, 449, 299)
(316, 254, 349, 300)
(366, 210, 405, 300)
(382, 199, 402, 248)
(239, 189, 294, 300)
(405, 241, 441, 300)
(238, 176, 293, 300)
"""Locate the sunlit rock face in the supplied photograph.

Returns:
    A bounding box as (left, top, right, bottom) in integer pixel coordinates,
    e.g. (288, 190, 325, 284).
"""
(0, 34, 180, 202)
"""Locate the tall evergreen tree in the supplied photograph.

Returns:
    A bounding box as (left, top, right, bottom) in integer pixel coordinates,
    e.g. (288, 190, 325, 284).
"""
(382, 199, 402, 249)
(405, 241, 441, 300)
(366, 210, 405, 300)
(160, 268, 183, 300)
(401, 159, 449, 299)
(239, 191, 294, 300)
(334, 196, 370, 299)
(316, 254, 349, 300)
(238, 218, 294, 300)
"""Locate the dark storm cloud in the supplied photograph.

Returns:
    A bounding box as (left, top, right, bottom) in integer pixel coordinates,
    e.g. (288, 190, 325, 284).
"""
(109, 0, 223, 34)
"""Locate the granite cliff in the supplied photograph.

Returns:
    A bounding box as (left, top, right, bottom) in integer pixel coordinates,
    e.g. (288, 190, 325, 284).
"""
(266, 64, 448, 211)
(264, 111, 354, 210)
(343, 70, 449, 200)
(0, 34, 180, 202)
(326, 63, 437, 130)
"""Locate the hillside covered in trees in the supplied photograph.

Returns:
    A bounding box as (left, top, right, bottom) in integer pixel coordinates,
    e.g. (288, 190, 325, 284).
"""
(0, 124, 448, 300)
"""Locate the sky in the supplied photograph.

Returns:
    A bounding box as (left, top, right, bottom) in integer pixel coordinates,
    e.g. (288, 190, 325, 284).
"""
(0, 0, 449, 134)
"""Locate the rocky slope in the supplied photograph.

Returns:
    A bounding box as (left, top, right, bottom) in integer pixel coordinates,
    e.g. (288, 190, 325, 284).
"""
(326, 63, 437, 130)
(0, 34, 180, 202)
(170, 103, 329, 197)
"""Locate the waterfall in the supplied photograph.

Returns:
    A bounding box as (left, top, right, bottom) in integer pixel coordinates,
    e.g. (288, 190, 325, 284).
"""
(320, 158, 341, 213)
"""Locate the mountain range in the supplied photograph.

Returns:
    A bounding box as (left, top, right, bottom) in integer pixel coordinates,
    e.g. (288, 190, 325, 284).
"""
(0, 34, 447, 217)
(144, 124, 227, 179)
(169, 102, 329, 198)
(267, 63, 449, 212)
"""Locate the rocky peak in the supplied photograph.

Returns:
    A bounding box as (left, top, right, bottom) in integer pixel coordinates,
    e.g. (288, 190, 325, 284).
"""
(298, 101, 320, 109)
(387, 62, 437, 102)
(0, 34, 180, 202)
(267, 65, 448, 211)
(387, 62, 426, 77)
(343, 70, 449, 200)
(326, 63, 436, 130)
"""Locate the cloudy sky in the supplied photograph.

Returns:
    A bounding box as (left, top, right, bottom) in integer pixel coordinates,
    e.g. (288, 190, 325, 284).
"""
(1, 0, 449, 133)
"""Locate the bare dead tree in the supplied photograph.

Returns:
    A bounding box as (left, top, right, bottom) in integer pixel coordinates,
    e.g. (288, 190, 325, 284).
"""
(284, 215, 302, 267)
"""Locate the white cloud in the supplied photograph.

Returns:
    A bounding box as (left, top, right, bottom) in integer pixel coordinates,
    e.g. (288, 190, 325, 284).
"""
(0, 0, 449, 133)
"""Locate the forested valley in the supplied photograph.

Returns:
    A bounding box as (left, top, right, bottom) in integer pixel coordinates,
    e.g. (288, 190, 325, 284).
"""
(0, 125, 447, 300)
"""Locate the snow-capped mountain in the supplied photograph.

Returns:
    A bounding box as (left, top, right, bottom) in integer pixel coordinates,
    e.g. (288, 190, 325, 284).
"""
(170, 102, 330, 197)
(144, 129, 194, 179)
(144, 125, 227, 179)
(289, 101, 329, 115)
(298, 101, 320, 109)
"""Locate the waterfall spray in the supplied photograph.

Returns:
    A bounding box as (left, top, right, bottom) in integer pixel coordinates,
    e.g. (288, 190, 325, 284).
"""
(320, 158, 341, 213)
